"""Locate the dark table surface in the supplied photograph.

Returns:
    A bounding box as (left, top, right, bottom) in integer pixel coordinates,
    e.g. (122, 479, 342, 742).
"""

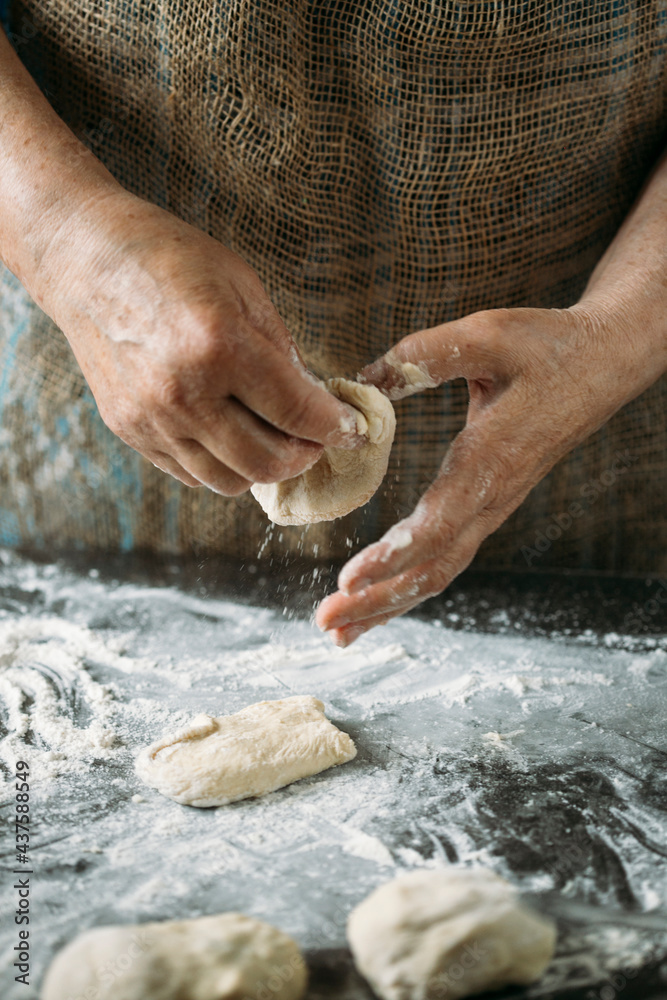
(0, 548, 665, 1000)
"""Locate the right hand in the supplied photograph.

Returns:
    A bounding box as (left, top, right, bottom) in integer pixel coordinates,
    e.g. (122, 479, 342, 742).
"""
(35, 188, 362, 494)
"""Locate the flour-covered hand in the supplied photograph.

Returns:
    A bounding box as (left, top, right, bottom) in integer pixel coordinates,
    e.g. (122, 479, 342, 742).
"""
(317, 299, 664, 645)
(36, 192, 363, 495)
(0, 26, 364, 496)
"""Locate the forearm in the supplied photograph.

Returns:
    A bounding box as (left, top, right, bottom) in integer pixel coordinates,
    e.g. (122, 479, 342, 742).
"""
(576, 147, 667, 386)
(0, 27, 122, 305)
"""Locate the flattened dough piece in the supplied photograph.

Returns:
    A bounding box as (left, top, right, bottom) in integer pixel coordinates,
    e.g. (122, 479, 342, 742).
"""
(251, 377, 396, 525)
(135, 695, 357, 807)
(41, 913, 307, 1000)
(347, 868, 556, 1000)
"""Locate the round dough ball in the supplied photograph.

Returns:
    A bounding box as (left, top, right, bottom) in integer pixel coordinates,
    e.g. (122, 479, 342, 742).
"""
(251, 377, 396, 525)
(347, 868, 556, 1000)
(41, 913, 308, 1000)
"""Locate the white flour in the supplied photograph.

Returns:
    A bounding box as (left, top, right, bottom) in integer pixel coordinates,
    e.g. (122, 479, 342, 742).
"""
(0, 551, 665, 1000)
(0, 617, 128, 785)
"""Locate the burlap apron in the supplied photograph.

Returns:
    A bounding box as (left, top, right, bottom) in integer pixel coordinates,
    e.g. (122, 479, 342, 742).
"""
(1, 1, 666, 571)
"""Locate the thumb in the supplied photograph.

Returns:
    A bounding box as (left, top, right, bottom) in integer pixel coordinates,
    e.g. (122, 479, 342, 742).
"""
(359, 310, 518, 400)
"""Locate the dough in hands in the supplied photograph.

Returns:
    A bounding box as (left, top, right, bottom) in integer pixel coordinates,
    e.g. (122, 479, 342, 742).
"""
(347, 868, 556, 1000)
(135, 695, 357, 807)
(41, 913, 307, 1000)
(251, 377, 396, 525)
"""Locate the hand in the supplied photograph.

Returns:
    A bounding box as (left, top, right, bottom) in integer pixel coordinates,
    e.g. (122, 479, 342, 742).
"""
(316, 302, 662, 645)
(36, 189, 362, 494)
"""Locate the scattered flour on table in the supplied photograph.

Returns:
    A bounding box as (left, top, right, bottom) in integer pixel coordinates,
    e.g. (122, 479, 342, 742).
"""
(0, 617, 142, 788)
(1, 552, 666, 1000)
(529, 925, 664, 998)
(482, 729, 525, 752)
(0, 570, 646, 828)
(0, 587, 626, 800)
(342, 831, 395, 867)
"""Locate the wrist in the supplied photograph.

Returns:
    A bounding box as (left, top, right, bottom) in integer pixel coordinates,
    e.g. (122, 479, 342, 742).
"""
(26, 179, 131, 322)
(0, 154, 124, 313)
(572, 148, 667, 389)
(0, 26, 124, 307)
(570, 291, 667, 403)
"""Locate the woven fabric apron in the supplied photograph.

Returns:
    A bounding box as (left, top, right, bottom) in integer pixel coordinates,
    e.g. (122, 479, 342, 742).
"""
(1, 1, 666, 570)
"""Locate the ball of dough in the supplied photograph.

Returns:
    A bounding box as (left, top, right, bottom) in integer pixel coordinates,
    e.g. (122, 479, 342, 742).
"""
(251, 377, 396, 525)
(347, 868, 556, 1000)
(41, 913, 308, 1000)
(135, 695, 357, 807)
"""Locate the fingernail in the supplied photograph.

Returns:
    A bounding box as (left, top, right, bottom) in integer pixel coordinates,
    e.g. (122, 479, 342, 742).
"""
(337, 405, 359, 436)
(341, 576, 372, 596)
(337, 430, 367, 450)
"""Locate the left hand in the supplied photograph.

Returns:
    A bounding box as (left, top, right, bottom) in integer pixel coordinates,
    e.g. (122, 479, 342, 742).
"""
(316, 302, 661, 646)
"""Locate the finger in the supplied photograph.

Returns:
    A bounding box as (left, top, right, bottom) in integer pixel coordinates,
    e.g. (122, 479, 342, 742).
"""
(233, 333, 366, 448)
(197, 398, 325, 483)
(238, 288, 348, 394)
(169, 439, 252, 496)
(358, 351, 441, 400)
(318, 535, 476, 634)
(328, 611, 401, 648)
(234, 276, 310, 368)
(317, 565, 440, 634)
(146, 451, 203, 488)
(337, 516, 431, 597)
(359, 312, 517, 400)
(317, 516, 487, 636)
(337, 428, 495, 596)
(325, 599, 424, 647)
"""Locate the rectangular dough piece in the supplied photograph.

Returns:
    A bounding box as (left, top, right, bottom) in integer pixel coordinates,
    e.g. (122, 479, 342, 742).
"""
(135, 695, 357, 807)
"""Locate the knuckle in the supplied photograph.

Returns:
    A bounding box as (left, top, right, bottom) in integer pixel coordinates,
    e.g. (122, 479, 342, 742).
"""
(147, 451, 199, 488)
(215, 478, 251, 498)
(466, 311, 505, 352)
(100, 399, 145, 441)
(428, 560, 457, 594)
(247, 451, 295, 484)
(432, 519, 457, 554)
(147, 374, 189, 413)
(187, 307, 236, 366)
(250, 457, 284, 483)
(485, 307, 515, 330)
(457, 309, 522, 362)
